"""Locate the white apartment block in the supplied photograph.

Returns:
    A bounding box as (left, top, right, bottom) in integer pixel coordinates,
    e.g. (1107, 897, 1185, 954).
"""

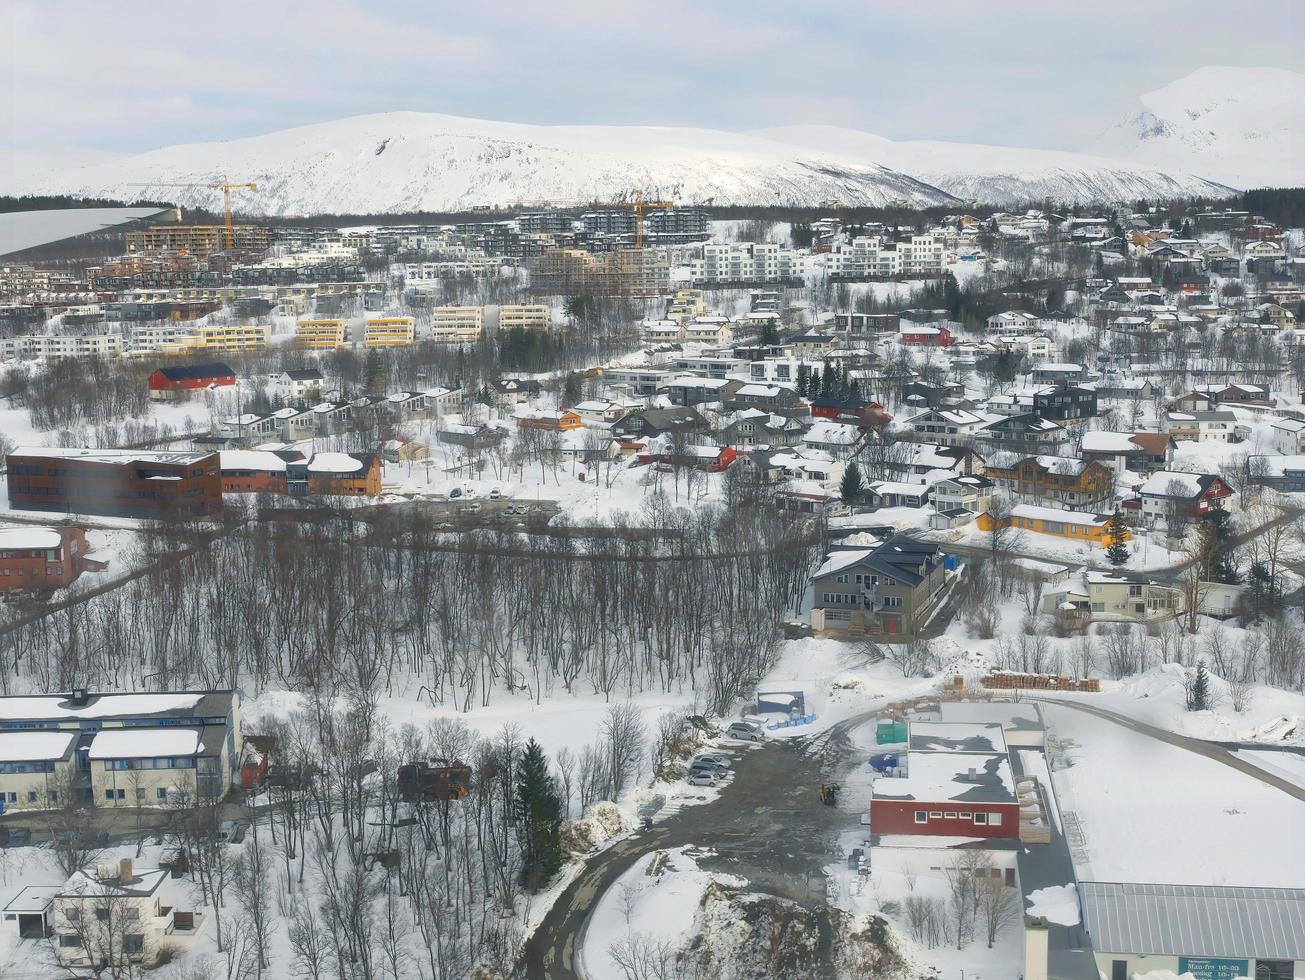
(402, 257, 509, 280)
(0, 333, 124, 361)
(498, 304, 551, 330)
(690, 243, 802, 285)
(429, 306, 485, 344)
(826, 235, 944, 279)
(127, 323, 204, 353)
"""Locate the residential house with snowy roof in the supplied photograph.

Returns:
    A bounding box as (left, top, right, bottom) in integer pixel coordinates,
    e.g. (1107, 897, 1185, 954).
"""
(903, 408, 988, 447)
(1078, 431, 1174, 475)
(978, 504, 1126, 549)
(53, 858, 206, 969)
(274, 368, 325, 402)
(983, 453, 1113, 511)
(809, 535, 947, 636)
(977, 413, 1068, 448)
(1165, 410, 1236, 443)
(1135, 471, 1234, 528)
(1271, 417, 1305, 456)
(801, 420, 863, 459)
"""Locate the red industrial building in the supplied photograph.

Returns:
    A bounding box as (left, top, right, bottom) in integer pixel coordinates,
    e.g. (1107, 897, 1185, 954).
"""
(148, 362, 238, 401)
(6, 448, 222, 519)
(869, 722, 1019, 838)
(0, 525, 89, 590)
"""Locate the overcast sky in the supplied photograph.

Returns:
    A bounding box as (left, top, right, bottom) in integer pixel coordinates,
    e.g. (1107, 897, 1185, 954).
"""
(3, 0, 1301, 154)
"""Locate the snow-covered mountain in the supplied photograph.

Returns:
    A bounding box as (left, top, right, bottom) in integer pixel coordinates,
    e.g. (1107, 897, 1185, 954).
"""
(1088, 67, 1304, 190)
(17, 109, 1235, 216)
(18, 113, 957, 215)
(754, 125, 1232, 207)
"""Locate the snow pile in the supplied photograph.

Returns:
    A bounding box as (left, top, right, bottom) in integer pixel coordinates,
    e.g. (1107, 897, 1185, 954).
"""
(1024, 884, 1080, 926)
(560, 800, 626, 856)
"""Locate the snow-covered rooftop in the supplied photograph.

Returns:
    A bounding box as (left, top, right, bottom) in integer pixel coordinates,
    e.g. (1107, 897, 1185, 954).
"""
(87, 728, 201, 760)
(307, 452, 365, 474)
(0, 693, 206, 721)
(0, 730, 76, 762)
(0, 526, 63, 551)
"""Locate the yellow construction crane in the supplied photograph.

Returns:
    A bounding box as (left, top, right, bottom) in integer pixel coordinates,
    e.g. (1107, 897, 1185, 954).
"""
(127, 175, 258, 249)
(613, 191, 674, 249)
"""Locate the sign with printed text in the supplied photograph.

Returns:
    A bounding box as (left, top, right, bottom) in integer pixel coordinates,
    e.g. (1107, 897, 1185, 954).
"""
(1177, 957, 1249, 980)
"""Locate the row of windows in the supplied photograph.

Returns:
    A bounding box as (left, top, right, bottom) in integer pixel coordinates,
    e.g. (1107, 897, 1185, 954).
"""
(104, 787, 171, 801)
(0, 760, 57, 774)
(913, 810, 1003, 825)
(3, 789, 57, 803)
(0, 566, 65, 577)
(105, 757, 196, 771)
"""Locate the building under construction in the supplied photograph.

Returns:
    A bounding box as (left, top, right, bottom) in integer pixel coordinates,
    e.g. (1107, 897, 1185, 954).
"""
(529, 247, 668, 298)
(126, 225, 273, 258)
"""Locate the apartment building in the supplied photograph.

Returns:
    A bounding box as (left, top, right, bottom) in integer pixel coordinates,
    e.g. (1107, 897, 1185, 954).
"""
(294, 317, 349, 348)
(690, 243, 802, 286)
(0, 689, 244, 811)
(300, 452, 383, 496)
(530, 248, 669, 297)
(429, 306, 484, 343)
(826, 235, 944, 279)
(6, 448, 222, 519)
(363, 314, 416, 347)
(174, 324, 268, 354)
(125, 225, 272, 257)
(498, 304, 551, 330)
(0, 333, 124, 361)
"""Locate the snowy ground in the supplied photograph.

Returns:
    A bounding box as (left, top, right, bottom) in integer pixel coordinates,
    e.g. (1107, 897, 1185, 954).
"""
(582, 846, 744, 979)
(1042, 701, 1305, 887)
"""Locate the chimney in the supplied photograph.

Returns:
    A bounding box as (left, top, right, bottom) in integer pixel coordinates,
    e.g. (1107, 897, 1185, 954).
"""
(69, 688, 90, 707)
(1023, 915, 1050, 980)
(119, 858, 133, 884)
(967, 767, 977, 781)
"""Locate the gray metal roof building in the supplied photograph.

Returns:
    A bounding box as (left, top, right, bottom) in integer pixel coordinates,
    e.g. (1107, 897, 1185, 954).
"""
(1079, 881, 1305, 959)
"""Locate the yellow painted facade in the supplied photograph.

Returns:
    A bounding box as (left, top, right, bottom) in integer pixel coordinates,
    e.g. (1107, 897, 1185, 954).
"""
(295, 318, 349, 348)
(364, 316, 416, 347)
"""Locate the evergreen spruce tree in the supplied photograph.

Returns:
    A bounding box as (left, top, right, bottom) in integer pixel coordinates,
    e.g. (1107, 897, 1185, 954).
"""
(562, 373, 583, 407)
(1105, 512, 1131, 567)
(1189, 661, 1210, 712)
(514, 739, 563, 891)
(840, 461, 864, 505)
(364, 347, 387, 397)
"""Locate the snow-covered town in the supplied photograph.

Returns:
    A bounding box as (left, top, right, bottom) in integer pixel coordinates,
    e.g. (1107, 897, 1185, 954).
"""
(0, 6, 1303, 980)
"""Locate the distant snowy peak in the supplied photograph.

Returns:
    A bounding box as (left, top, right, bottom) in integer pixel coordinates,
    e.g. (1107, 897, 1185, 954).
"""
(1088, 66, 1305, 189)
(755, 125, 1232, 207)
(18, 112, 958, 216)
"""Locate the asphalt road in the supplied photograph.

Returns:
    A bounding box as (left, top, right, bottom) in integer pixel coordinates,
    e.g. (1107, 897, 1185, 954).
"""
(523, 718, 870, 980)
(1035, 697, 1305, 802)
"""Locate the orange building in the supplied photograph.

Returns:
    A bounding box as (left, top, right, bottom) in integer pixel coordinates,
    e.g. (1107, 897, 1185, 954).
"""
(304, 453, 383, 496)
(217, 450, 296, 494)
(0, 526, 89, 591)
(515, 409, 583, 431)
(977, 504, 1129, 549)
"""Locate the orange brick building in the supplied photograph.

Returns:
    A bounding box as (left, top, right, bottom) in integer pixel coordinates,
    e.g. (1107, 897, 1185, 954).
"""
(0, 525, 89, 590)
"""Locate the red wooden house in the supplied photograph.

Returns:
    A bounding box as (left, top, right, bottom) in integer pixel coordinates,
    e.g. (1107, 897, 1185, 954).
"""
(148, 362, 237, 401)
(899, 324, 954, 347)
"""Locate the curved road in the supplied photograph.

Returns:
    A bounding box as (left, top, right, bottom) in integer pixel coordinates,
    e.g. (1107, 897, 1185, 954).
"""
(522, 708, 883, 980)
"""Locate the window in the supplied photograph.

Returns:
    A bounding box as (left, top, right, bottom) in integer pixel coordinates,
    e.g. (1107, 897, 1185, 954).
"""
(989, 812, 1002, 825)
(26, 791, 37, 803)
(1256, 961, 1294, 980)
(156, 788, 168, 801)
(914, 810, 927, 824)
(135, 788, 145, 801)
(1128, 584, 1142, 597)
(59, 934, 81, 948)
(63, 908, 80, 922)
(944, 812, 957, 819)
(928, 811, 943, 819)
(959, 812, 972, 819)
(124, 934, 144, 955)
(48, 791, 57, 804)
(95, 908, 109, 921)
(973, 813, 988, 825)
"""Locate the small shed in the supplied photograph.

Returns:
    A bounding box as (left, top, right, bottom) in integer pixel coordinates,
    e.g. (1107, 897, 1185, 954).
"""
(3, 883, 59, 939)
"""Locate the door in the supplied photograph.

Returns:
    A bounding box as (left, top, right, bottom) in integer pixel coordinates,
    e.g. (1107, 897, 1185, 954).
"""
(883, 615, 900, 635)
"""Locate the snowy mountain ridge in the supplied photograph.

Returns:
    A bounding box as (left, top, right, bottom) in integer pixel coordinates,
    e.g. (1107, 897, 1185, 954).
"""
(1088, 66, 1304, 189)
(15, 110, 1235, 216)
